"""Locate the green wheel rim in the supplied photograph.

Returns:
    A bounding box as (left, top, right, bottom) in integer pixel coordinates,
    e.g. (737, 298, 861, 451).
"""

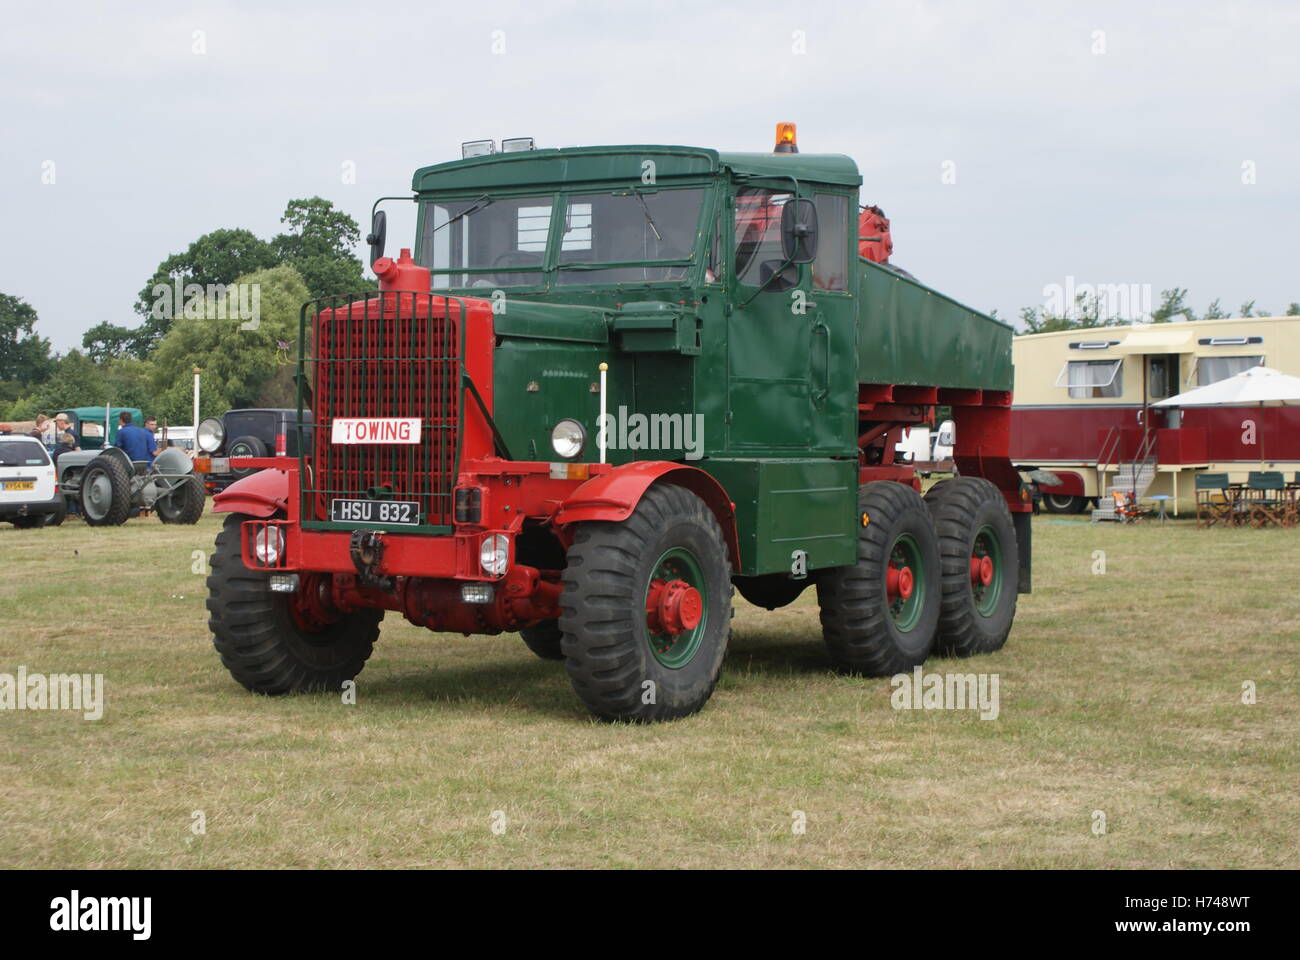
(972, 524, 1004, 617)
(645, 547, 708, 669)
(887, 533, 925, 632)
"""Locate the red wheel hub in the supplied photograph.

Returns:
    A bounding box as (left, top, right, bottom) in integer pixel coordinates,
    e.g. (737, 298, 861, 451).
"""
(970, 555, 994, 586)
(646, 578, 703, 636)
(886, 564, 914, 600)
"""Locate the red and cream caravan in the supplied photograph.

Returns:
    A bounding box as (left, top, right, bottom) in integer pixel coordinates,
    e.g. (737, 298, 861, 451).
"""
(1011, 316, 1300, 515)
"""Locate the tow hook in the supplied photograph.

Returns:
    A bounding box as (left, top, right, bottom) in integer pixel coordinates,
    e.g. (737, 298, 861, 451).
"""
(349, 529, 392, 589)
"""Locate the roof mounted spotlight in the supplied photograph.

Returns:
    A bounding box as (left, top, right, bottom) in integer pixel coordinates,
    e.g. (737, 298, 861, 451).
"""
(774, 122, 798, 153)
(501, 137, 536, 153)
(462, 139, 496, 159)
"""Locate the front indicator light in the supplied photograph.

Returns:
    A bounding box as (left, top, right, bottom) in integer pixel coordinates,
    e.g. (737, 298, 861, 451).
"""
(461, 583, 495, 604)
(479, 534, 509, 577)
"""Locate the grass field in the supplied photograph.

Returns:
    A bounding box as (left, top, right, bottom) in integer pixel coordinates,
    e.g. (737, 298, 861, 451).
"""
(0, 509, 1295, 869)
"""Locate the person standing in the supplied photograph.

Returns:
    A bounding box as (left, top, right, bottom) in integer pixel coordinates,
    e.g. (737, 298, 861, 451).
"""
(114, 411, 157, 464)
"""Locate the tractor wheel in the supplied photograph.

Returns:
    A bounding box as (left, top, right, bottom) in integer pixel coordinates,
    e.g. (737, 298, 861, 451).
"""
(157, 477, 206, 524)
(519, 620, 565, 660)
(79, 457, 132, 527)
(560, 483, 732, 723)
(206, 513, 381, 695)
(1042, 492, 1085, 514)
(734, 573, 808, 610)
(923, 477, 1019, 657)
(816, 481, 940, 675)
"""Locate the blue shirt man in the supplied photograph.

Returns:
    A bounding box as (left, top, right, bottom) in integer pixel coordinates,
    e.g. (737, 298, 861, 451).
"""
(115, 416, 157, 463)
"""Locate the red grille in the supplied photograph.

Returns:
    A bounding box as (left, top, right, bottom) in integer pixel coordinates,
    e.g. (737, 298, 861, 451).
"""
(303, 291, 462, 528)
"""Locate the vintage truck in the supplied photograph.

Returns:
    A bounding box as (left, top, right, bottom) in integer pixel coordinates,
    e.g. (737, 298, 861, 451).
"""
(205, 126, 1029, 722)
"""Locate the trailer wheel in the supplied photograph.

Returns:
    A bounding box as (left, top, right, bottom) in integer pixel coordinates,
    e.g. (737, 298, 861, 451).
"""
(1042, 493, 1085, 514)
(206, 513, 381, 695)
(559, 484, 732, 722)
(817, 481, 940, 675)
(157, 477, 206, 524)
(924, 477, 1019, 657)
(79, 456, 132, 527)
(519, 620, 565, 660)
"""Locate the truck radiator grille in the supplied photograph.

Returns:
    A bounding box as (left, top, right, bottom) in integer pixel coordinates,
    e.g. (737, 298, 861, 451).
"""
(300, 291, 464, 529)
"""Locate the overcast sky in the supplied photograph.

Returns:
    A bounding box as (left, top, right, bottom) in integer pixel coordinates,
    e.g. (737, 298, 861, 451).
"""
(2, 0, 1297, 351)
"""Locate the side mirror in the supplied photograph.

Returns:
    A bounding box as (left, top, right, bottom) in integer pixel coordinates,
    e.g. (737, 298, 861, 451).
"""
(781, 198, 818, 264)
(366, 210, 387, 266)
(937, 420, 955, 447)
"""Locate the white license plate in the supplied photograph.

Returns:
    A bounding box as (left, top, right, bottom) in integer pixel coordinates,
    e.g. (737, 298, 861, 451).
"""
(330, 498, 420, 525)
(331, 418, 421, 444)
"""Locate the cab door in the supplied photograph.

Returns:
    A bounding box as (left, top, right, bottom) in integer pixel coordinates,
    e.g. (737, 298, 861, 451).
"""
(725, 184, 813, 451)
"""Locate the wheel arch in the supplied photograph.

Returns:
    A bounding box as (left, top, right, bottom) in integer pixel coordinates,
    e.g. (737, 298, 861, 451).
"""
(555, 461, 741, 570)
(212, 467, 287, 517)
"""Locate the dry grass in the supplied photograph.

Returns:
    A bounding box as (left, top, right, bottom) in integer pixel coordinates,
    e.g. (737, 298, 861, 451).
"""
(0, 510, 1295, 868)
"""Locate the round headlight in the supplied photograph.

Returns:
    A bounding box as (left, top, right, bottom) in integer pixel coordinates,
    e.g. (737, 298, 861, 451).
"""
(550, 419, 586, 460)
(253, 526, 285, 566)
(197, 417, 225, 453)
(479, 533, 509, 578)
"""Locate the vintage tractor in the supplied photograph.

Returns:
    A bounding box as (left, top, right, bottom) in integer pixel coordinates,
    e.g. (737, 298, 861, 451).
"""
(205, 125, 1030, 722)
(54, 407, 205, 526)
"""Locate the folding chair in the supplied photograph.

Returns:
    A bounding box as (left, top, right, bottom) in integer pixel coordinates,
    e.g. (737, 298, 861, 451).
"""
(1246, 471, 1290, 528)
(1194, 473, 1232, 528)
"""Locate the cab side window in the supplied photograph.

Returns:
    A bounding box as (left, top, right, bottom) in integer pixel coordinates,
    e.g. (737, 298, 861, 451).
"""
(812, 193, 848, 291)
(734, 188, 791, 285)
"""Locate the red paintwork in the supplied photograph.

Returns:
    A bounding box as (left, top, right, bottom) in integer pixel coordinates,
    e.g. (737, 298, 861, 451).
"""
(1011, 405, 1300, 464)
(971, 555, 993, 586)
(1037, 471, 1084, 496)
(646, 579, 702, 636)
(886, 563, 913, 599)
(372, 247, 429, 292)
(213, 467, 289, 517)
(555, 461, 742, 568)
(858, 205, 893, 263)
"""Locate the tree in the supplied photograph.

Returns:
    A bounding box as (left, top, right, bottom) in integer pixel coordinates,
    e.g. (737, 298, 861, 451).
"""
(82, 322, 146, 363)
(1237, 300, 1256, 318)
(1150, 288, 1195, 323)
(6, 350, 108, 421)
(272, 197, 371, 300)
(1287, 303, 1300, 316)
(0, 293, 54, 385)
(1201, 299, 1227, 321)
(147, 265, 310, 424)
(133, 228, 280, 345)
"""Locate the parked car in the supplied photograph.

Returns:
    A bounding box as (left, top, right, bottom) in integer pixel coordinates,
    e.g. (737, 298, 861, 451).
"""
(0, 435, 66, 528)
(194, 408, 312, 492)
(156, 425, 197, 456)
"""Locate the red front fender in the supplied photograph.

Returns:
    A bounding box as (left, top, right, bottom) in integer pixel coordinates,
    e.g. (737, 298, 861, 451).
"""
(212, 466, 289, 517)
(555, 461, 741, 569)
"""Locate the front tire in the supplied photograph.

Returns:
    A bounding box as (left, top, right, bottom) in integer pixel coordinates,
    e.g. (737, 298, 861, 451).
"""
(560, 484, 732, 722)
(206, 513, 381, 694)
(817, 481, 940, 675)
(79, 457, 132, 527)
(924, 477, 1019, 657)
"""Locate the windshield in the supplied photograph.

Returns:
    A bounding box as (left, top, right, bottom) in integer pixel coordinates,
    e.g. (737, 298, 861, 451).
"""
(419, 187, 705, 288)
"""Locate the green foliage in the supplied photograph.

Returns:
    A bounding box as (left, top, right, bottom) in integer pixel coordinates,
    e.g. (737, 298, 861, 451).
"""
(1201, 299, 1227, 321)
(272, 198, 373, 300)
(1150, 288, 1196, 323)
(146, 265, 309, 424)
(1287, 303, 1300, 316)
(134, 228, 279, 328)
(0, 293, 54, 384)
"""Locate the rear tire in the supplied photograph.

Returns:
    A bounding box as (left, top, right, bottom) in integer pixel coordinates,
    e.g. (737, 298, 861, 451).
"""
(79, 457, 132, 527)
(560, 484, 732, 722)
(924, 477, 1019, 657)
(520, 620, 565, 660)
(206, 513, 381, 694)
(157, 477, 205, 524)
(816, 481, 940, 675)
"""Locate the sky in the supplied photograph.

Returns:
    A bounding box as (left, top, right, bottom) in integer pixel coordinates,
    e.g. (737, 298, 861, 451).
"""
(1, 0, 1298, 351)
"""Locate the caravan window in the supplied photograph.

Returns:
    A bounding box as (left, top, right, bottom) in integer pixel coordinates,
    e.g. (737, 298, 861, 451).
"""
(1057, 359, 1123, 398)
(1196, 355, 1263, 386)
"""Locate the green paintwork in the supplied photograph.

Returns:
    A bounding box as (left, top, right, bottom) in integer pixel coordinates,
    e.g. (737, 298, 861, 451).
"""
(972, 523, 1003, 617)
(645, 547, 708, 668)
(888, 533, 926, 631)
(346, 143, 1017, 575)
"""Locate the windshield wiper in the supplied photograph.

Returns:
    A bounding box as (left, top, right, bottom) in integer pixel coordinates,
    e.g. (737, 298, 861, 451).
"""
(429, 195, 493, 236)
(632, 189, 662, 242)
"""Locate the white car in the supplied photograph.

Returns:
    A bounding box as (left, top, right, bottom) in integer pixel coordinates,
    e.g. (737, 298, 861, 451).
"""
(0, 434, 66, 528)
